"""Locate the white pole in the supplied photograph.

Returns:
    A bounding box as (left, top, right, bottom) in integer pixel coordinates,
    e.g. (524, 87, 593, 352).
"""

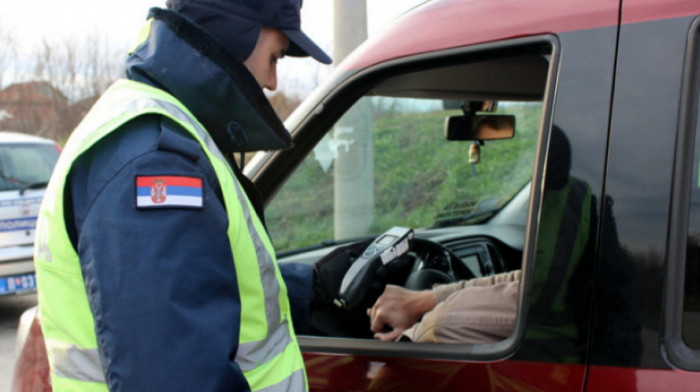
(332, 0, 374, 240)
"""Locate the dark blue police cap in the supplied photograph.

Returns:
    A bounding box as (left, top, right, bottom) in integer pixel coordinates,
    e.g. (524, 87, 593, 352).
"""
(166, 0, 332, 64)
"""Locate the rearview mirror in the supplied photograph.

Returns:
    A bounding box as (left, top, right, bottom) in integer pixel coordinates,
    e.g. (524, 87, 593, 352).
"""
(445, 114, 515, 141)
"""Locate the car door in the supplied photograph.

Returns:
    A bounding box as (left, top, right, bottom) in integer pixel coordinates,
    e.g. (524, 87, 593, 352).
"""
(585, 1, 700, 391)
(248, 1, 623, 390)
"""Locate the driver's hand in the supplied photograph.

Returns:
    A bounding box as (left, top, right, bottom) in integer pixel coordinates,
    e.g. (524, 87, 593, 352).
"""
(367, 285, 438, 341)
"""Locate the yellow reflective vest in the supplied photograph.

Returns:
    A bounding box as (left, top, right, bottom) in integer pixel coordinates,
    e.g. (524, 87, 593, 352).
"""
(34, 79, 307, 391)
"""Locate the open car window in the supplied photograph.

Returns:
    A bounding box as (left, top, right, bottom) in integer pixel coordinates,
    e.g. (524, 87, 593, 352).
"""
(267, 97, 541, 256)
(262, 38, 556, 358)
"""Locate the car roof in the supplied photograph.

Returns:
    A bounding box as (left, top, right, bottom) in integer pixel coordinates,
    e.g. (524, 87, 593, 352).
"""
(0, 131, 57, 144)
(338, 0, 697, 72)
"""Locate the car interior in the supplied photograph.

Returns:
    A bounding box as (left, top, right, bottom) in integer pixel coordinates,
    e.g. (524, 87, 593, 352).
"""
(260, 40, 554, 342)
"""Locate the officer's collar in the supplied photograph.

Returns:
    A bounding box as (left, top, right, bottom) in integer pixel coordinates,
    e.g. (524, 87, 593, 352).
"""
(125, 9, 293, 153)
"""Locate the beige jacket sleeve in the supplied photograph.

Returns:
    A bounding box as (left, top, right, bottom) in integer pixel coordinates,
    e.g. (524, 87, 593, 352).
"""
(402, 270, 521, 344)
(432, 270, 521, 302)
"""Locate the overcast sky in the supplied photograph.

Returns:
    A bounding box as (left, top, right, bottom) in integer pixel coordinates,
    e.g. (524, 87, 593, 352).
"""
(3, 0, 426, 50)
(2, 0, 426, 93)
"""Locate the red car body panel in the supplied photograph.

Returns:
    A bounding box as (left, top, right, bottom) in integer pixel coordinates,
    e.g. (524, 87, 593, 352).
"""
(586, 366, 700, 392)
(12, 313, 50, 392)
(340, 0, 698, 72)
(304, 353, 587, 392)
(304, 353, 700, 392)
(339, 0, 620, 72)
(622, 0, 700, 24)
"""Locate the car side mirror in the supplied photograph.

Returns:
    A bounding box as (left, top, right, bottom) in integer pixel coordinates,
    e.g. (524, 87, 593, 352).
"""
(444, 114, 516, 141)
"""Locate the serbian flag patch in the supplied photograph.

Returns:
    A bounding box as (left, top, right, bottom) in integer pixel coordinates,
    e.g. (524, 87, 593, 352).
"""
(136, 175, 203, 209)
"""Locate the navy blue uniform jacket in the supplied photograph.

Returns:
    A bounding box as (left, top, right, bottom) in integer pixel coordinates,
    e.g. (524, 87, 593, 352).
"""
(63, 16, 313, 392)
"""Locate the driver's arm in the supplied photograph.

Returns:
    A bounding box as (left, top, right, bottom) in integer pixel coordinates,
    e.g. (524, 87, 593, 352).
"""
(432, 269, 521, 302)
(369, 270, 521, 342)
(404, 271, 520, 344)
(368, 285, 438, 341)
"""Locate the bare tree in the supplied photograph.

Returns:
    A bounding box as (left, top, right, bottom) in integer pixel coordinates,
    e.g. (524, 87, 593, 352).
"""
(33, 35, 123, 103)
(0, 34, 126, 140)
(0, 20, 17, 90)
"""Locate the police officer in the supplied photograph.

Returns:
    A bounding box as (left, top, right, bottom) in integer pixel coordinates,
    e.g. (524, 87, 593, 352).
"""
(33, 1, 330, 391)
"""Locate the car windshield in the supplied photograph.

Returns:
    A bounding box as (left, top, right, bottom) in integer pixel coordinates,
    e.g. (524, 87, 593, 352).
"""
(266, 96, 541, 253)
(0, 143, 59, 192)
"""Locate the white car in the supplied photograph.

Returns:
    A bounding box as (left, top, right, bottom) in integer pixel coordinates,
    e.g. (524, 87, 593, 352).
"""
(0, 131, 60, 296)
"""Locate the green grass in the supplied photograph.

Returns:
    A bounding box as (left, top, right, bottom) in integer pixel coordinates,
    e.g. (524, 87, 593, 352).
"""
(266, 102, 541, 252)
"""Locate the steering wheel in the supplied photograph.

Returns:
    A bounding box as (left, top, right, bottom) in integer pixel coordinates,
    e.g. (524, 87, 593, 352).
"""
(403, 237, 475, 291)
(309, 236, 475, 338)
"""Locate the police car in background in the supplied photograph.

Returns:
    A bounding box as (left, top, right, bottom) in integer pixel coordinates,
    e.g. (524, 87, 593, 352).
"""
(0, 132, 60, 296)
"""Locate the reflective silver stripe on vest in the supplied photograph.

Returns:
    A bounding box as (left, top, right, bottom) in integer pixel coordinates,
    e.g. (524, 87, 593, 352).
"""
(256, 368, 306, 392)
(122, 97, 293, 373)
(237, 318, 291, 371)
(46, 340, 105, 383)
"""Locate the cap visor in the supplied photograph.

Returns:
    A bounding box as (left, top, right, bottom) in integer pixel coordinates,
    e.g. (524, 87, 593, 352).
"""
(282, 29, 332, 64)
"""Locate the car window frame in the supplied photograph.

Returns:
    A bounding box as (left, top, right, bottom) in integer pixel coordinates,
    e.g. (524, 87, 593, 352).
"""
(664, 15, 700, 371)
(256, 35, 562, 361)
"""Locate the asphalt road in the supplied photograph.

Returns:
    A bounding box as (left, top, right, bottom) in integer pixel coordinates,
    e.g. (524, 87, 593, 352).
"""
(0, 293, 38, 392)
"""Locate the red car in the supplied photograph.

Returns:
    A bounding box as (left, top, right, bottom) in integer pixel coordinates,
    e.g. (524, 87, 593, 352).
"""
(14, 0, 700, 390)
